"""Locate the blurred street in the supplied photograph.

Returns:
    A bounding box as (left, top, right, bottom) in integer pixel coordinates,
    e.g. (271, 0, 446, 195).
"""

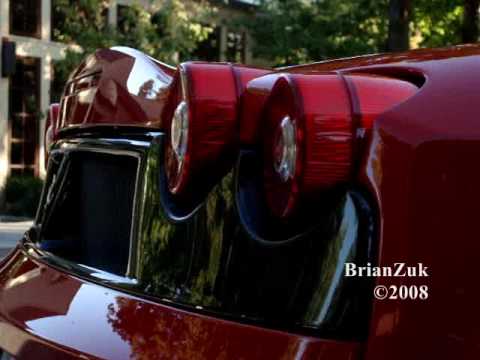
(0, 221, 32, 259)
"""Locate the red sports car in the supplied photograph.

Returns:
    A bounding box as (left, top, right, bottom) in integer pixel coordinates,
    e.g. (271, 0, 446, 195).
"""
(0, 44, 478, 359)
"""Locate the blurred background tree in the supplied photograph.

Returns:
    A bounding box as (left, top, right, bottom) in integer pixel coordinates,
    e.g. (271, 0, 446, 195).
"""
(412, 0, 463, 48)
(51, 0, 215, 94)
(462, 0, 480, 42)
(247, 0, 389, 66)
(243, 0, 480, 66)
(387, 0, 411, 51)
(50, 0, 480, 79)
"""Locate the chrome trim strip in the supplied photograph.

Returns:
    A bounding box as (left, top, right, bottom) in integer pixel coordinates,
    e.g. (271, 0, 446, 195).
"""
(23, 241, 138, 288)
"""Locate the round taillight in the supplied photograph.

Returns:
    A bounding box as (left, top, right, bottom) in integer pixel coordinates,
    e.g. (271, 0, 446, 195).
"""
(263, 73, 354, 218)
(163, 63, 268, 197)
(255, 71, 419, 218)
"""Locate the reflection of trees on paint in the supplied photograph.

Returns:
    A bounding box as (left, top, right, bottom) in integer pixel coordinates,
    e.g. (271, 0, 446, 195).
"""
(138, 80, 154, 98)
(135, 143, 235, 308)
(131, 142, 364, 332)
(106, 296, 313, 359)
(303, 195, 358, 325)
(107, 297, 228, 360)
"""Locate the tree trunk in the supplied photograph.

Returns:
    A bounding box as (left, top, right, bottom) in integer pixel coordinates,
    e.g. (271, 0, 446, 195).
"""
(387, 0, 411, 51)
(462, 0, 480, 43)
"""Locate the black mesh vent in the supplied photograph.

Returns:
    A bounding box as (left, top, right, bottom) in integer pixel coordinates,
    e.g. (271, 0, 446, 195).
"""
(40, 152, 138, 276)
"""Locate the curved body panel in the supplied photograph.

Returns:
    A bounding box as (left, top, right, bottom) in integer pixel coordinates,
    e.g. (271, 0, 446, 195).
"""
(0, 249, 360, 359)
(3, 44, 480, 359)
(283, 43, 480, 360)
(58, 47, 175, 132)
(282, 44, 480, 73)
(353, 45, 480, 359)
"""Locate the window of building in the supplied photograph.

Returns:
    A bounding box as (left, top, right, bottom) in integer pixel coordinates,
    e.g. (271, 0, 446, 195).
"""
(9, 57, 41, 177)
(193, 27, 221, 61)
(51, 1, 109, 42)
(0, 349, 14, 359)
(226, 31, 246, 63)
(51, 0, 65, 42)
(10, 0, 41, 38)
(50, 61, 65, 103)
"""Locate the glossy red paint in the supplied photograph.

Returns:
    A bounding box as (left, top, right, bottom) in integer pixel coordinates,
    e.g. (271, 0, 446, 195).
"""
(356, 49, 480, 360)
(3, 44, 480, 359)
(0, 249, 361, 359)
(280, 43, 480, 73)
(58, 47, 175, 132)
(343, 74, 419, 129)
(285, 44, 480, 359)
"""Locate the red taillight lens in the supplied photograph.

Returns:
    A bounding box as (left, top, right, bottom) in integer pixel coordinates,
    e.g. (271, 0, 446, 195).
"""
(257, 72, 419, 218)
(240, 74, 281, 146)
(263, 74, 353, 218)
(344, 73, 420, 129)
(164, 63, 267, 195)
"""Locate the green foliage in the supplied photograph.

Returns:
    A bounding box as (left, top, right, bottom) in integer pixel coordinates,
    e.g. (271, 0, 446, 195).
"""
(3, 176, 44, 218)
(244, 0, 471, 66)
(52, 0, 215, 89)
(247, 0, 389, 66)
(413, 0, 463, 48)
(51, 0, 476, 78)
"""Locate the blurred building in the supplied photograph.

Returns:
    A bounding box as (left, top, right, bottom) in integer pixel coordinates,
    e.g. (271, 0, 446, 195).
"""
(0, 0, 254, 191)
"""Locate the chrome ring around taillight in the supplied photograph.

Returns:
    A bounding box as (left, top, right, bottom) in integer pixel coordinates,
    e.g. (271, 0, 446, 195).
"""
(170, 100, 189, 165)
(273, 115, 297, 183)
